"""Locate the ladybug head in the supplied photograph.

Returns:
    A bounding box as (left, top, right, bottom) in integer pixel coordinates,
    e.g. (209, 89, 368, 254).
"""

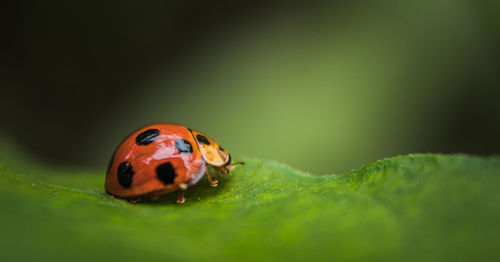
(220, 152, 244, 174)
(190, 129, 244, 173)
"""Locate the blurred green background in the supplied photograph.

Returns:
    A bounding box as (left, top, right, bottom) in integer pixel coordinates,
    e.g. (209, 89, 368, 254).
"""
(1, 0, 499, 174)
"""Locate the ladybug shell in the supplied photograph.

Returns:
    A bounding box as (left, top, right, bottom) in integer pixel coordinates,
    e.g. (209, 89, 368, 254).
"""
(105, 123, 206, 199)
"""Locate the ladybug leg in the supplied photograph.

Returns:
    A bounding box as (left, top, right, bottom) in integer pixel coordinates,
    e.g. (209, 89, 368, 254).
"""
(128, 198, 141, 204)
(206, 170, 219, 187)
(149, 192, 161, 201)
(215, 162, 244, 175)
(176, 190, 186, 204)
(176, 183, 188, 204)
(213, 166, 227, 175)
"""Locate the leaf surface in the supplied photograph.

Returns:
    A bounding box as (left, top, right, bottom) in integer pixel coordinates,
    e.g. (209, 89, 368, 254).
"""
(1, 154, 500, 262)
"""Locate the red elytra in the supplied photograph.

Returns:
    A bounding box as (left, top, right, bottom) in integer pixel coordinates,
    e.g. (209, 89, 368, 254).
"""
(105, 123, 243, 204)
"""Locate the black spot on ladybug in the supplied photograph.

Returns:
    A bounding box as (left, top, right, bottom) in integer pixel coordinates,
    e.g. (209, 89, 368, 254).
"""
(117, 162, 134, 188)
(156, 162, 177, 185)
(175, 138, 193, 154)
(225, 154, 232, 166)
(196, 134, 210, 145)
(136, 129, 160, 145)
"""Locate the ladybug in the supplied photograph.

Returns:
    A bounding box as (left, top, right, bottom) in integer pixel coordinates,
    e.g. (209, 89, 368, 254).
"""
(105, 123, 243, 204)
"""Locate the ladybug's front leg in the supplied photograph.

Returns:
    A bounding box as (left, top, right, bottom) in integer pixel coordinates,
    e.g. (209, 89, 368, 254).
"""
(206, 170, 219, 187)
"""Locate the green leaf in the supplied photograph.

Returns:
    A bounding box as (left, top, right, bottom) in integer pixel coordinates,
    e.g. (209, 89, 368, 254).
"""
(1, 154, 500, 262)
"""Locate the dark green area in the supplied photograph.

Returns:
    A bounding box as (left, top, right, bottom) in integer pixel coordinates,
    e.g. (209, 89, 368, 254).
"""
(3, 1, 500, 174)
(1, 154, 499, 262)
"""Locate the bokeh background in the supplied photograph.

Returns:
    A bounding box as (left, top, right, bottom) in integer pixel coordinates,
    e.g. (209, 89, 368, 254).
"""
(1, 0, 499, 174)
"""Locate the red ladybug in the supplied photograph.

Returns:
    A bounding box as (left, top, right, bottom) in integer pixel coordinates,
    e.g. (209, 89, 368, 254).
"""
(105, 123, 243, 204)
